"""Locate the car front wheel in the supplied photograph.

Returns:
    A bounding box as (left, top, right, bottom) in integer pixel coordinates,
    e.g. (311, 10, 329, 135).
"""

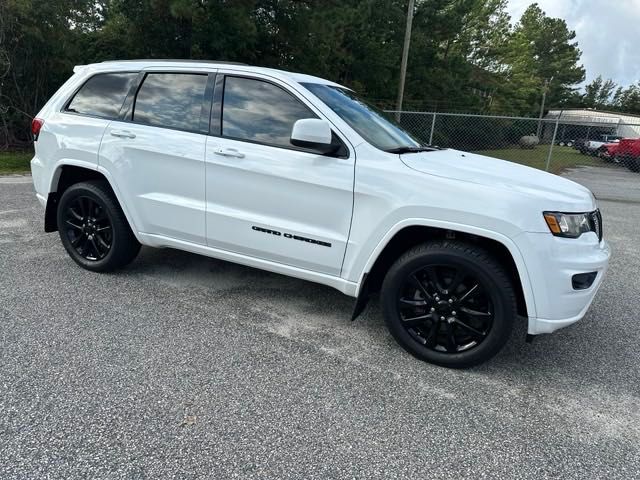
(57, 181, 140, 272)
(381, 241, 517, 368)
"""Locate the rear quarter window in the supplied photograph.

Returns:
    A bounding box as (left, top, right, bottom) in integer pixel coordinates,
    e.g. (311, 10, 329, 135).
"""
(66, 72, 137, 119)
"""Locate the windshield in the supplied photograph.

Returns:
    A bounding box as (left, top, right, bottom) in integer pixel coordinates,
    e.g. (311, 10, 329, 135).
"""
(302, 83, 423, 151)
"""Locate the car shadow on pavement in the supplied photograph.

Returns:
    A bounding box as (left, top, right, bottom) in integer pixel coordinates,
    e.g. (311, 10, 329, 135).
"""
(120, 245, 607, 384)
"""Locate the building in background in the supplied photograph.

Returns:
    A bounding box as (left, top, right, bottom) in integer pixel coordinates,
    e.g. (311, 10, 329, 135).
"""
(543, 109, 640, 143)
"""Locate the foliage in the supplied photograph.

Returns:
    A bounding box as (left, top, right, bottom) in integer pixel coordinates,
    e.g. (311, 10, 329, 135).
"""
(582, 75, 617, 109)
(0, 0, 602, 148)
(612, 83, 640, 114)
(573, 76, 640, 115)
(513, 4, 585, 106)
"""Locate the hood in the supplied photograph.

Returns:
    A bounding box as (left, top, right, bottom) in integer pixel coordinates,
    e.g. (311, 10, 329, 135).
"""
(400, 149, 596, 211)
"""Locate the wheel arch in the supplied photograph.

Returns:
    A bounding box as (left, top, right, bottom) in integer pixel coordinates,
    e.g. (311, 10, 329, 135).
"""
(354, 221, 536, 320)
(44, 162, 141, 241)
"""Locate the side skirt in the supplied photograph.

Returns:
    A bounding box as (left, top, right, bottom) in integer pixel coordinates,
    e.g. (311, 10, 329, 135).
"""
(138, 232, 359, 297)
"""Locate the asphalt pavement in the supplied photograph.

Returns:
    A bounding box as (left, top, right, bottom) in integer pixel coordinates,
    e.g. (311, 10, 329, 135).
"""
(1, 166, 639, 479)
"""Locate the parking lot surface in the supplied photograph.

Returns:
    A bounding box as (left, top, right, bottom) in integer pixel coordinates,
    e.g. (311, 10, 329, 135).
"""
(1, 166, 639, 479)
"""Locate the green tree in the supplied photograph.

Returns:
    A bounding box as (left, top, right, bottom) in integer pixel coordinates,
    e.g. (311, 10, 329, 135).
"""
(0, 0, 607, 148)
(611, 83, 640, 114)
(509, 3, 585, 113)
(0, 0, 103, 147)
(582, 75, 617, 109)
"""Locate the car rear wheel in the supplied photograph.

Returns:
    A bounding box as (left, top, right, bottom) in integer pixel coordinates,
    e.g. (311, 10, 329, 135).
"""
(381, 241, 517, 368)
(628, 158, 640, 172)
(57, 181, 140, 272)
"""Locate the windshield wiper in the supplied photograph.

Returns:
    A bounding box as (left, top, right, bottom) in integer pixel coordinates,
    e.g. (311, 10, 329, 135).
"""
(385, 146, 436, 154)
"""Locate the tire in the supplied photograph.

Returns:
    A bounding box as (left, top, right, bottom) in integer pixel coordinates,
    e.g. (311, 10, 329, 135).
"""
(56, 180, 141, 272)
(567, 141, 573, 147)
(597, 148, 610, 162)
(381, 241, 517, 368)
(628, 159, 640, 173)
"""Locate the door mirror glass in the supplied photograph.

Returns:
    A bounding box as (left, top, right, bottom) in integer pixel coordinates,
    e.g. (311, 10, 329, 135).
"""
(290, 119, 336, 154)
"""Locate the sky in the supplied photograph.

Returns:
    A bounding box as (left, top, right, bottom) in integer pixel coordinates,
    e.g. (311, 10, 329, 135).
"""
(506, 0, 640, 88)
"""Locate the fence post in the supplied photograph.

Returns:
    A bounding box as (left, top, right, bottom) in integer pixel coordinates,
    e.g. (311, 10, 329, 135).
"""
(545, 116, 560, 172)
(429, 113, 436, 145)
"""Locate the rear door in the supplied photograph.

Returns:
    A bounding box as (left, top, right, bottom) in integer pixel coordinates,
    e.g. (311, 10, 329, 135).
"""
(99, 70, 213, 244)
(51, 72, 138, 168)
(205, 73, 355, 276)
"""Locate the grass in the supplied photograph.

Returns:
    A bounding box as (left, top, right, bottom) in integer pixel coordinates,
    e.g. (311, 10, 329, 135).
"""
(0, 150, 33, 175)
(471, 145, 603, 174)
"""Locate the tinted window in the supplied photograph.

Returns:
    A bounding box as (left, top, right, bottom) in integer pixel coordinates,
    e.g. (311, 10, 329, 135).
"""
(222, 76, 317, 148)
(302, 83, 421, 151)
(67, 73, 137, 119)
(133, 73, 208, 132)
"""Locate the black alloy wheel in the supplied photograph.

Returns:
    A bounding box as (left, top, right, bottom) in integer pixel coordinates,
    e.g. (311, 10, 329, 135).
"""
(381, 241, 517, 368)
(62, 195, 113, 261)
(57, 181, 141, 272)
(397, 264, 494, 354)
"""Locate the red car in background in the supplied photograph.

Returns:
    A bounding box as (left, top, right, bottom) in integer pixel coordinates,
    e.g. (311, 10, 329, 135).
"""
(615, 138, 640, 172)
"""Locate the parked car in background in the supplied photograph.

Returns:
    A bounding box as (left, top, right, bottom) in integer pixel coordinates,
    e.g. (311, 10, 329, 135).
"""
(615, 138, 640, 172)
(581, 135, 622, 155)
(30, 60, 610, 368)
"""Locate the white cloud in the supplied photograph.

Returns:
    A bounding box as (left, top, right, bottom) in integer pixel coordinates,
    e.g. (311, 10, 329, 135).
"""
(506, 0, 640, 88)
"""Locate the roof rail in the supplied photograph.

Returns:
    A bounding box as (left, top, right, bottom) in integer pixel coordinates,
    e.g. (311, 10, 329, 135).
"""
(100, 59, 247, 66)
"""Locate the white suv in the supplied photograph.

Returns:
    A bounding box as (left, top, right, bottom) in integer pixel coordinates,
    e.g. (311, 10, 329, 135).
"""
(30, 60, 610, 367)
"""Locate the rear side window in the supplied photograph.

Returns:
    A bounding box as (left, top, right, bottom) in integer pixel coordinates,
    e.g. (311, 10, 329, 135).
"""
(132, 73, 208, 132)
(66, 73, 137, 119)
(222, 76, 317, 148)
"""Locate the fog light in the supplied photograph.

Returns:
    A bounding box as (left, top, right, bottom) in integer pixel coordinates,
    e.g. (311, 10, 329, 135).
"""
(572, 272, 597, 290)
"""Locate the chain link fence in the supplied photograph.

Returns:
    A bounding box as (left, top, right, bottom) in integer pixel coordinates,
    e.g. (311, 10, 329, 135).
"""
(384, 111, 640, 174)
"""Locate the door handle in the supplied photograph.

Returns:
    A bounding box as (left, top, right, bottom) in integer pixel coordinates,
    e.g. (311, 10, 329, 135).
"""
(110, 129, 136, 139)
(214, 147, 245, 158)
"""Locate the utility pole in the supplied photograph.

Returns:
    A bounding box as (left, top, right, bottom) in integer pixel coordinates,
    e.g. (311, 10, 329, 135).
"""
(395, 0, 415, 122)
(536, 76, 553, 138)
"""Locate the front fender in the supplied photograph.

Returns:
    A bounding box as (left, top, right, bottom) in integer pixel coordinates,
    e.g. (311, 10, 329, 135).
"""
(345, 217, 538, 320)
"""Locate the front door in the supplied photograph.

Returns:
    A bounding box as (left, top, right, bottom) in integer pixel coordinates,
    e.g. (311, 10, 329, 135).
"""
(205, 74, 354, 276)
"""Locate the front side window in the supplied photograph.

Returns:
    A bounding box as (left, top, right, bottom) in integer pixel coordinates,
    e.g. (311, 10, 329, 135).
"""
(222, 76, 317, 148)
(302, 82, 421, 151)
(66, 73, 137, 119)
(133, 73, 208, 132)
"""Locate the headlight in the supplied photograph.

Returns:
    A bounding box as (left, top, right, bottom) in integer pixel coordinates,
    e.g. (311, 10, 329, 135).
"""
(543, 212, 593, 238)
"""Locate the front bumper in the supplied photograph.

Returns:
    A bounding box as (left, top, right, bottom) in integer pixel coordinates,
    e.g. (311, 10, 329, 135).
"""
(515, 231, 611, 335)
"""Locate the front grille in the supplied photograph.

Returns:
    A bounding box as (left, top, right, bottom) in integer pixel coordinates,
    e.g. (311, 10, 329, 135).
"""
(590, 209, 603, 241)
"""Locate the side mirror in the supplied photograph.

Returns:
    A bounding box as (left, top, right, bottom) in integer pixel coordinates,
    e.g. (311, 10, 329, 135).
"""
(290, 118, 338, 155)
